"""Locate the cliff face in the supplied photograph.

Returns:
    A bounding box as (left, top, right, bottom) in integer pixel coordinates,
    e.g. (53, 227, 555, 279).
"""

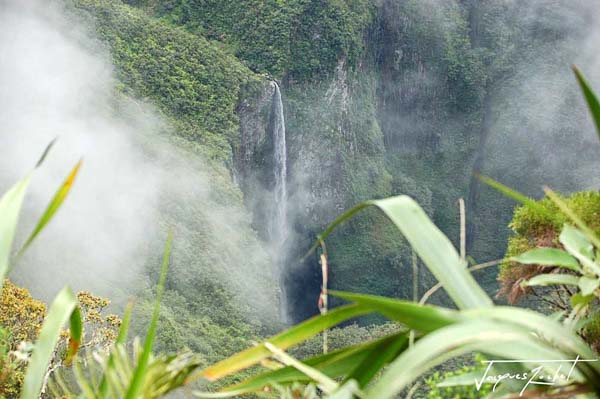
(235, 80, 276, 240)
(229, 0, 600, 319)
(63, 0, 600, 324)
(234, 50, 433, 321)
(230, 1, 475, 318)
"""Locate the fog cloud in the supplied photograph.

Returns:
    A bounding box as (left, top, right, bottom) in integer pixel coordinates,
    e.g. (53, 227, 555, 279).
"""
(0, 0, 276, 321)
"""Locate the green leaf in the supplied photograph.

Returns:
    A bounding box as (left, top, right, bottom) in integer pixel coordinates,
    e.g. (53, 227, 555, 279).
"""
(435, 370, 486, 387)
(560, 225, 594, 258)
(573, 65, 600, 140)
(331, 291, 461, 332)
(521, 273, 580, 288)
(99, 301, 134, 398)
(218, 333, 406, 395)
(463, 306, 600, 384)
(21, 287, 81, 399)
(34, 137, 57, 168)
(368, 320, 570, 399)
(579, 276, 600, 296)
(196, 303, 371, 382)
(115, 301, 134, 345)
(0, 175, 32, 288)
(571, 292, 595, 308)
(125, 229, 173, 399)
(511, 248, 581, 272)
(559, 224, 600, 276)
(310, 196, 491, 310)
(547, 188, 600, 252)
(64, 306, 83, 365)
(328, 380, 361, 399)
(344, 332, 408, 388)
(477, 175, 539, 208)
(17, 160, 82, 256)
(263, 342, 340, 394)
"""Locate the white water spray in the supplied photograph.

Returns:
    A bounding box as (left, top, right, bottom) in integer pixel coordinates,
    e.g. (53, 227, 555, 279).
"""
(270, 82, 288, 245)
(270, 81, 289, 322)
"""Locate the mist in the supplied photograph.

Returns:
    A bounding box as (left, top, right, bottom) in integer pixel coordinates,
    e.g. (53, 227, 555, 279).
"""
(0, 0, 277, 321)
(2, 0, 599, 321)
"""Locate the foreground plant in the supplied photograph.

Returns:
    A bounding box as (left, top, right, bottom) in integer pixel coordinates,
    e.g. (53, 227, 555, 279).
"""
(47, 230, 207, 399)
(190, 67, 600, 398)
(190, 195, 600, 398)
(4, 65, 600, 399)
(0, 143, 85, 399)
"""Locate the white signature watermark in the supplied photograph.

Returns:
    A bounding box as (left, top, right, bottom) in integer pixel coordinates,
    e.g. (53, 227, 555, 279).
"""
(474, 356, 598, 397)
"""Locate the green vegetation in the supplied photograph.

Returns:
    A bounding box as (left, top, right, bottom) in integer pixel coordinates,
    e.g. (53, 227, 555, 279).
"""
(4, 1, 600, 398)
(425, 357, 492, 399)
(0, 280, 46, 347)
(198, 195, 600, 398)
(61, 0, 597, 318)
(0, 281, 46, 397)
(0, 75, 599, 398)
(54, 0, 599, 319)
(68, 0, 261, 162)
(500, 191, 600, 304)
(62, 0, 281, 362)
(133, 0, 373, 81)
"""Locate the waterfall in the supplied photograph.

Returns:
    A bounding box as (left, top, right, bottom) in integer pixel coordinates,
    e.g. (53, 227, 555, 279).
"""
(270, 82, 288, 245)
(270, 81, 289, 323)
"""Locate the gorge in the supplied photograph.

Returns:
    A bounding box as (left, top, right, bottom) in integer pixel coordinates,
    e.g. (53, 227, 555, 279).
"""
(3, 0, 600, 359)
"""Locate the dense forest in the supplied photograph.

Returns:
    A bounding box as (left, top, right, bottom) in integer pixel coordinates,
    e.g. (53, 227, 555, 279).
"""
(2, 0, 600, 398)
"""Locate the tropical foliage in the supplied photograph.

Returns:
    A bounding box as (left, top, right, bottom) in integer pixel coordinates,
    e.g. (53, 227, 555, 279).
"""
(499, 191, 600, 304)
(4, 1, 600, 398)
(194, 195, 600, 398)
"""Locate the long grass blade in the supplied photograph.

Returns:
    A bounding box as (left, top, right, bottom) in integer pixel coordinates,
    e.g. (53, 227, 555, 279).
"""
(0, 175, 32, 288)
(368, 320, 572, 399)
(34, 137, 57, 168)
(511, 248, 581, 272)
(217, 332, 407, 395)
(0, 139, 61, 286)
(21, 286, 81, 399)
(125, 230, 173, 399)
(263, 342, 340, 394)
(345, 333, 408, 388)
(522, 273, 580, 287)
(99, 301, 134, 397)
(17, 160, 82, 257)
(464, 307, 600, 387)
(330, 291, 461, 331)
(308, 196, 491, 309)
(476, 174, 535, 205)
(116, 301, 134, 345)
(304, 202, 371, 260)
(573, 65, 600, 140)
(194, 304, 372, 382)
(476, 174, 553, 221)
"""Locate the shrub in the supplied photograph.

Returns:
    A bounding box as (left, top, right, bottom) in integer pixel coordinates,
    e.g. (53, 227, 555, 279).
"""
(0, 280, 46, 349)
(0, 328, 26, 399)
(499, 191, 600, 303)
(0, 281, 46, 398)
